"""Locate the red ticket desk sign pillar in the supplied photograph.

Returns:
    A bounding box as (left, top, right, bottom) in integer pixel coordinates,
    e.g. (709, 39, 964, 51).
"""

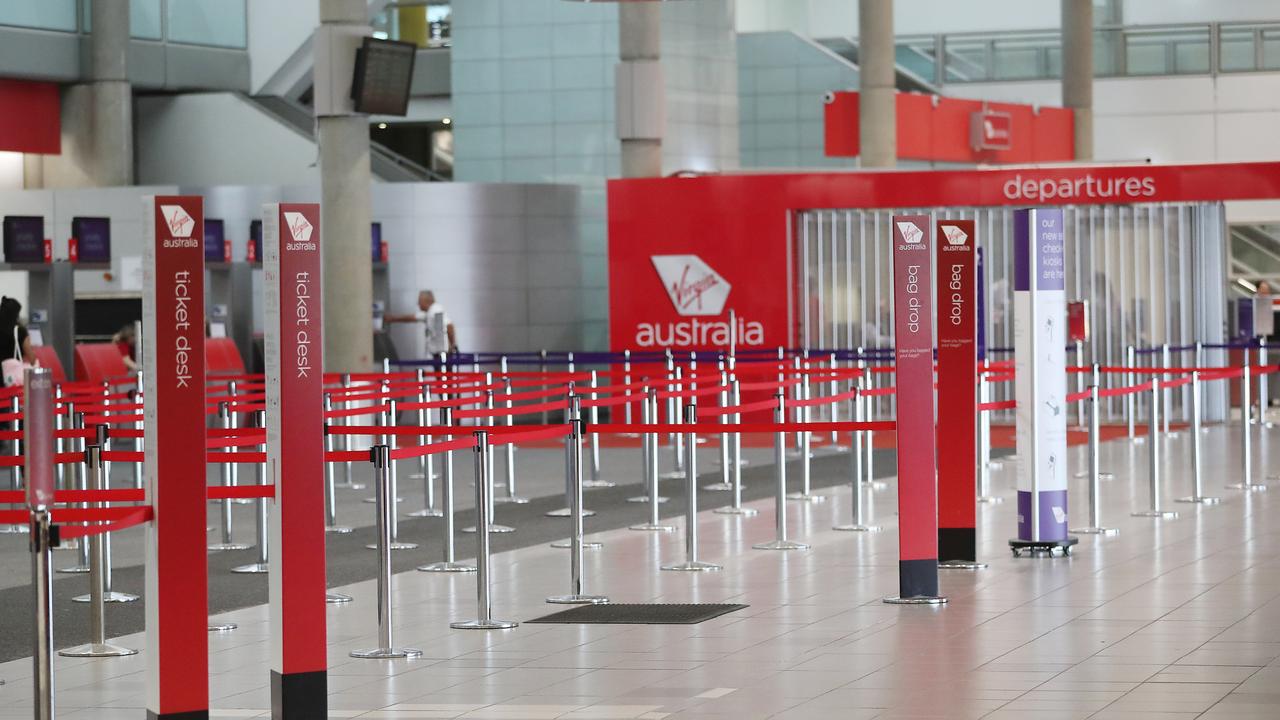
(1011, 207, 1078, 556)
(935, 220, 986, 570)
(142, 196, 210, 718)
(263, 203, 328, 717)
(885, 215, 946, 605)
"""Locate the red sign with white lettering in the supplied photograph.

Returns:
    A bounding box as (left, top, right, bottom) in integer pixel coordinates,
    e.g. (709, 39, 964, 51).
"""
(265, 203, 327, 712)
(892, 214, 939, 598)
(143, 195, 207, 717)
(972, 110, 1013, 150)
(936, 220, 976, 563)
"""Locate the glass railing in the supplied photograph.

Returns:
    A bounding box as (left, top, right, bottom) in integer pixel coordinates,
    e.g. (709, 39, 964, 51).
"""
(882, 21, 1280, 85)
(371, 1, 451, 49)
(0, 0, 246, 49)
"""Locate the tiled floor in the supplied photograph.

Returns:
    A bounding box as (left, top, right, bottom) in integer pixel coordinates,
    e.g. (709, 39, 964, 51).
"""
(3, 421, 1280, 719)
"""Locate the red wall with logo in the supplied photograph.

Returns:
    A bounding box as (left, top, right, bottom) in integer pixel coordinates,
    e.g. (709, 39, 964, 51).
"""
(823, 91, 1073, 164)
(608, 162, 1280, 356)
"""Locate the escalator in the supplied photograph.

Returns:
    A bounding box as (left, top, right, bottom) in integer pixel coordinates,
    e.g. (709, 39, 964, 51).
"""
(814, 37, 940, 94)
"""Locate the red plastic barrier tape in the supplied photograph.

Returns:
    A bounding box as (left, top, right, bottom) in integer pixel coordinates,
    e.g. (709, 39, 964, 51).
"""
(57, 488, 147, 503)
(54, 505, 153, 524)
(735, 377, 801, 392)
(588, 420, 896, 435)
(655, 384, 728, 401)
(388, 435, 477, 461)
(327, 424, 510, 437)
(207, 451, 267, 464)
(1161, 376, 1194, 390)
(208, 427, 266, 438)
(1066, 389, 1090, 403)
(398, 394, 487, 411)
(862, 386, 896, 397)
(207, 436, 266, 449)
(83, 413, 144, 425)
(581, 393, 636, 409)
(324, 449, 369, 463)
(491, 424, 573, 447)
(977, 399, 1017, 412)
(324, 402, 391, 420)
(107, 428, 143, 439)
(1098, 380, 1154, 398)
(792, 387, 860, 408)
(696, 397, 781, 418)
(102, 450, 145, 463)
(59, 507, 154, 540)
(454, 397, 568, 420)
(987, 373, 1016, 383)
(207, 484, 274, 500)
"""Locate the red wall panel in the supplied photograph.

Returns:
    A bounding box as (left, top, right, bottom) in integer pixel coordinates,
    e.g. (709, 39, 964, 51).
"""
(0, 79, 60, 154)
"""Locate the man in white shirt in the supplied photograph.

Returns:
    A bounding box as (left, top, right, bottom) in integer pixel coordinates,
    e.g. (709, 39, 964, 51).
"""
(386, 290, 457, 355)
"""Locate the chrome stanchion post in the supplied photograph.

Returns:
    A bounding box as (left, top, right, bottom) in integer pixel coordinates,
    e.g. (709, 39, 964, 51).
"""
(463, 384, 514, 534)
(61, 443, 138, 657)
(583, 370, 614, 489)
(208, 401, 248, 551)
(1261, 338, 1272, 427)
(788, 369, 822, 502)
(835, 386, 879, 532)
(715, 379, 757, 517)
(754, 394, 809, 551)
(548, 396, 608, 604)
(1071, 367, 1118, 535)
(829, 352, 841, 448)
(661, 364, 686, 479)
(337, 373, 364, 490)
(1162, 343, 1175, 436)
(862, 365, 881, 486)
(232, 410, 270, 573)
(704, 367, 733, 492)
(418, 406, 476, 573)
(73, 426, 137, 603)
(1075, 340, 1086, 427)
(368, 397, 417, 550)
(632, 388, 676, 531)
(451, 431, 518, 629)
(323, 396, 352, 534)
(408, 368, 443, 518)
(1228, 348, 1266, 490)
(539, 349, 549, 424)
(32, 506, 53, 720)
(56, 410, 89, 569)
(623, 349, 633, 426)
(351, 445, 423, 657)
(1126, 345, 1140, 442)
(1178, 371, 1220, 505)
(790, 356, 804, 454)
(1132, 379, 1178, 518)
(662, 405, 723, 570)
(498, 374, 528, 503)
(977, 372, 1001, 503)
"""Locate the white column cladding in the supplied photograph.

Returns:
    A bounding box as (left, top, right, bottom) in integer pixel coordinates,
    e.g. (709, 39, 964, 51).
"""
(1014, 208, 1070, 544)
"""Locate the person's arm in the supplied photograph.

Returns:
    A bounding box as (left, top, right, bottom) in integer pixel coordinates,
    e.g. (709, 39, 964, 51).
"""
(446, 322, 458, 353)
(20, 334, 34, 365)
(383, 313, 418, 324)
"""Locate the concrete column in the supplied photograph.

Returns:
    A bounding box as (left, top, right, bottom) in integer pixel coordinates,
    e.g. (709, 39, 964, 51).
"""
(618, 2, 663, 178)
(89, 0, 133, 185)
(858, 0, 895, 168)
(1061, 0, 1094, 160)
(318, 0, 374, 372)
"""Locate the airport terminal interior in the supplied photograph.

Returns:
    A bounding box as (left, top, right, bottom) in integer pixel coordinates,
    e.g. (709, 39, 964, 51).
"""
(5, 0, 1280, 718)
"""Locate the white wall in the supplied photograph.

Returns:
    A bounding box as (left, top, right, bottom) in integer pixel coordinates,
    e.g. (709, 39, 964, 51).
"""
(0, 152, 22, 190)
(136, 93, 321, 187)
(247, 0, 319, 94)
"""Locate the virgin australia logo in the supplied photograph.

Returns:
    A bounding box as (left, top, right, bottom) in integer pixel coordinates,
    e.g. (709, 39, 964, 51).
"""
(941, 225, 968, 246)
(284, 212, 313, 243)
(651, 255, 730, 317)
(160, 205, 195, 238)
(896, 221, 923, 245)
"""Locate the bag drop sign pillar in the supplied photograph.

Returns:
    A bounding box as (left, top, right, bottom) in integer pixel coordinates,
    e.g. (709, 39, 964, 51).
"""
(264, 203, 328, 716)
(1011, 208, 1078, 555)
(885, 215, 945, 604)
(936, 220, 984, 569)
(142, 195, 209, 717)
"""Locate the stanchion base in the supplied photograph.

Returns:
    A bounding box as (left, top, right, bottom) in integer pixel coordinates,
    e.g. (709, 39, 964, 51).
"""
(230, 562, 270, 574)
(229, 498, 254, 506)
(1070, 526, 1120, 535)
(545, 507, 596, 517)
(627, 495, 668, 503)
(365, 541, 420, 550)
(752, 539, 809, 550)
(52, 538, 80, 551)
(658, 471, 687, 480)
(326, 593, 353, 604)
(883, 595, 948, 605)
(546, 594, 609, 605)
(702, 482, 734, 492)
(864, 481, 888, 490)
(1177, 495, 1221, 505)
(208, 623, 238, 632)
(335, 482, 367, 491)
(461, 524, 516, 534)
(450, 619, 517, 630)
(325, 525, 354, 534)
(715, 506, 759, 517)
(977, 496, 1004, 504)
(407, 508, 445, 518)
(938, 560, 988, 570)
(362, 496, 405, 504)
(406, 473, 439, 480)
(1131, 437, 1147, 445)
(661, 560, 722, 572)
(350, 647, 424, 658)
(1099, 472, 1115, 481)
(987, 460, 1005, 470)
(72, 591, 139, 604)
(582, 480, 617, 489)
(418, 561, 477, 573)
(1225, 483, 1269, 491)
(1131, 509, 1179, 518)
(786, 492, 825, 503)
(630, 523, 678, 532)
(57, 565, 89, 574)
(1008, 537, 1078, 556)
(551, 539, 602, 549)
(496, 495, 531, 505)
(207, 543, 252, 551)
(58, 642, 138, 658)
(0, 524, 28, 534)
(1072, 470, 1088, 478)
(832, 523, 879, 532)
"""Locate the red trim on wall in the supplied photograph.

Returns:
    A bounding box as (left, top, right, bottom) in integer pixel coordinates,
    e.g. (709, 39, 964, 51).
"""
(0, 79, 60, 154)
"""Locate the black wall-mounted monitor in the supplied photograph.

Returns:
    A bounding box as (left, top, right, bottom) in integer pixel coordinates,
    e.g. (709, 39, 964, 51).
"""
(204, 219, 226, 262)
(351, 37, 416, 116)
(372, 221, 382, 262)
(249, 219, 262, 262)
(71, 216, 111, 263)
(2, 215, 45, 263)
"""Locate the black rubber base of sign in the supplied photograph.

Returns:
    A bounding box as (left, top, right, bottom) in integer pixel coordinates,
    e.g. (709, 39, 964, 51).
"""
(526, 603, 748, 625)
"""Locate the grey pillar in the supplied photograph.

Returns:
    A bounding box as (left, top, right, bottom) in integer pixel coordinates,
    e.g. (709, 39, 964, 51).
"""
(1061, 0, 1094, 160)
(89, 0, 133, 185)
(858, 0, 895, 168)
(318, 0, 375, 372)
(618, 2, 663, 178)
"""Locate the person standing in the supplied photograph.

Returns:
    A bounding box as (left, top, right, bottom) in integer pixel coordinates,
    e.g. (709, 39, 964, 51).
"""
(386, 290, 458, 356)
